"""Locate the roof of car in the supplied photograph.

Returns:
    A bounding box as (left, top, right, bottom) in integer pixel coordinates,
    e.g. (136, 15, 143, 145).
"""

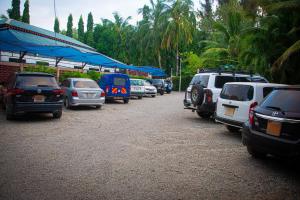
(224, 82, 287, 87)
(68, 78, 94, 81)
(130, 78, 143, 81)
(17, 72, 54, 76)
(275, 85, 300, 90)
(195, 72, 264, 77)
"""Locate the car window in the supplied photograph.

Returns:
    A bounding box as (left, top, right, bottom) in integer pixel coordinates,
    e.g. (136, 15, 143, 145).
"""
(190, 75, 209, 87)
(220, 84, 254, 101)
(144, 81, 151, 86)
(263, 87, 274, 98)
(73, 80, 99, 89)
(16, 75, 58, 88)
(130, 80, 144, 86)
(152, 79, 164, 84)
(260, 89, 300, 112)
(214, 76, 236, 88)
(114, 77, 126, 86)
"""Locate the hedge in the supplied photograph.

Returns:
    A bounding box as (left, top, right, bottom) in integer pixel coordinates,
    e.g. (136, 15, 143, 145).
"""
(172, 75, 193, 91)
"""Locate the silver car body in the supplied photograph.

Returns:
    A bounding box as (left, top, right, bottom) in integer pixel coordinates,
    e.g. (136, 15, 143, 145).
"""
(61, 78, 105, 107)
(143, 80, 157, 97)
(130, 79, 145, 98)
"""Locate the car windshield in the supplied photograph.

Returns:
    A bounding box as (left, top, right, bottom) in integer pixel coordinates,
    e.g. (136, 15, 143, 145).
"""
(16, 75, 58, 88)
(190, 75, 209, 87)
(220, 84, 254, 101)
(73, 80, 99, 89)
(113, 77, 126, 86)
(152, 79, 163, 84)
(144, 81, 151, 86)
(260, 89, 300, 113)
(131, 80, 144, 86)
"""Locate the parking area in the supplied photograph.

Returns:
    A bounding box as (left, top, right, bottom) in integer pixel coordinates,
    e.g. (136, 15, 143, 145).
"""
(0, 92, 300, 200)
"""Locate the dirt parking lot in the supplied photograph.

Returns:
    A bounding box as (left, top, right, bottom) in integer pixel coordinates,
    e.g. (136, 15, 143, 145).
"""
(0, 92, 300, 200)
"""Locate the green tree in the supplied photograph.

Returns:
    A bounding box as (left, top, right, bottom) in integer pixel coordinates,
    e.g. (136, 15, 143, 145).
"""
(21, 0, 30, 24)
(85, 12, 94, 46)
(78, 15, 85, 42)
(7, 0, 21, 20)
(66, 14, 73, 38)
(54, 17, 60, 33)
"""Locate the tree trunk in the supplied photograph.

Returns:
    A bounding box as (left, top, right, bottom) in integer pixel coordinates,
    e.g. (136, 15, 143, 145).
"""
(176, 46, 179, 76)
(158, 51, 162, 69)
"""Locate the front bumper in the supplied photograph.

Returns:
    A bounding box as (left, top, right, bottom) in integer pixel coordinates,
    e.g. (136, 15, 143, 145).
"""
(215, 115, 244, 128)
(242, 122, 300, 157)
(71, 97, 105, 106)
(14, 102, 63, 114)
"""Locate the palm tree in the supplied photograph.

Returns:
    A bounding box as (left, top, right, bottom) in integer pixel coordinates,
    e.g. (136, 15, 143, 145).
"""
(162, 0, 196, 75)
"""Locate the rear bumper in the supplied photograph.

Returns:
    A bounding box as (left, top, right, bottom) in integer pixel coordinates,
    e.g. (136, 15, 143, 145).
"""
(215, 115, 244, 128)
(13, 102, 63, 114)
(242, 122, 300, 157)
(71, 97, 105, 106)
(130, 92, 144, 97)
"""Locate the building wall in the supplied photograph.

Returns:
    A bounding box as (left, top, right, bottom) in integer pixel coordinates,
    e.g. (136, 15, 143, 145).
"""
(0, 62, 21, 83)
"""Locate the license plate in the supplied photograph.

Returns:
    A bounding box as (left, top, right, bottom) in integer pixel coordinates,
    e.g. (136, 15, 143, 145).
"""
(33, 95, 45, 102)
(224, 107, 235, 117)
(86, 93, 95, 98)
(266, 121, 281, 137)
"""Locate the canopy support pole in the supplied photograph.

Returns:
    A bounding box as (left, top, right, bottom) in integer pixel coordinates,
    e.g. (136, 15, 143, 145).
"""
(82, 62, 87, 68)
(55, 57, 63, 81)
(19, 51, 27, 72)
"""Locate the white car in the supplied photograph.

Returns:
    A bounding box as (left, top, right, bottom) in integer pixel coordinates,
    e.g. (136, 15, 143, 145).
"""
(143, 80, 157, 97)
(215, 82, 286, 132)
(130, 79, 145, 99)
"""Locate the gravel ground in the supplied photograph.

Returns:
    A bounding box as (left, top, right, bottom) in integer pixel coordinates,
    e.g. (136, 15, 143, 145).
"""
(0, 92, 300, 200)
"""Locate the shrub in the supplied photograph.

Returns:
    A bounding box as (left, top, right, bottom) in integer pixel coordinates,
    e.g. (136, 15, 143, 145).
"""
(24, 65, 56, 75)
(59, 71, 90, 82)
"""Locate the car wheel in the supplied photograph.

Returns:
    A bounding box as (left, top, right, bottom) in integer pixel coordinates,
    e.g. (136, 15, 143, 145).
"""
(138, 96, 143, 99)
(65, 98, 72, 109)
(53, 110, 62, 119)
(160, 90, 164, 95)
(247, 146, 266, 159)
(226, 125, 240, 133)
(124, 98, 129, 104)
(95, 105, 102, 109)
(191, 85, 204, 106)
(196, 111, 211, 119)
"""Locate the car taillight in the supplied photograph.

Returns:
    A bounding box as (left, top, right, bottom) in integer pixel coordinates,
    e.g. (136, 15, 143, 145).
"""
(249, 102, 258, 126)
(106, 86, 109, 93)
(53, 89, 64, 95)
(100, 91, 105, 97)
(9, 88, 24, 95)
(205, 89, 213, 103)
(71, 90, 78, 97)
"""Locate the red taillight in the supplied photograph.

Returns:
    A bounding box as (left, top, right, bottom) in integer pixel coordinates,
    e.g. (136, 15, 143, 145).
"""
(205, 89, 213, 103)
(249, 102, 258, 126)
(9, 88, 24, 95)
(101, 91, 105, 97)
(106, 86, 110, 93)
(53, 89, 64, 95)
(71, 90, 78, 97)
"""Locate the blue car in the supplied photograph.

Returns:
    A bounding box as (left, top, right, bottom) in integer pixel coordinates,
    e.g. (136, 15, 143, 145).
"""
(98, 73, 131, 104)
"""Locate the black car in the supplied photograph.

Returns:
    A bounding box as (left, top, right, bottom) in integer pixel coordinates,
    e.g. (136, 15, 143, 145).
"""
(242, 86, 300, 158)
(2, 72, 64, 120)
(151, 79, 165, 95)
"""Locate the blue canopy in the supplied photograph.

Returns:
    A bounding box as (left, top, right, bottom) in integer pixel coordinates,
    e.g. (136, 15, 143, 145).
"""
(0, 19, 165, 77)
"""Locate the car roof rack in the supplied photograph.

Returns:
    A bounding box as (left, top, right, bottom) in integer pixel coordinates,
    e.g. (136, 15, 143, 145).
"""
(198, 67, 254, 77)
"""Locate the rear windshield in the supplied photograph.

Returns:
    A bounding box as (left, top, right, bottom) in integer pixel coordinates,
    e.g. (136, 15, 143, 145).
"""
(16, 75, 58, 88)
(152, 79, 164, 84)
(190, 75, 209, 87)
(73, 80, 99, 89)
(220, 84, 254, 101)
(260, 89, 300, 113)
(114, 77, 126, 86)
(130, 80, 144, 86)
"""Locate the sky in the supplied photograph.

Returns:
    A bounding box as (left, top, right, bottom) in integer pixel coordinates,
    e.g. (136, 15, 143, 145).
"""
(0, 0, 200, 32)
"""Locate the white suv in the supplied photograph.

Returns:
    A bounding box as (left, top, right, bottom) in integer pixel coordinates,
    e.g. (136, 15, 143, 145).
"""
(183, 70, 268, 118)
(215, 82, 286, 132)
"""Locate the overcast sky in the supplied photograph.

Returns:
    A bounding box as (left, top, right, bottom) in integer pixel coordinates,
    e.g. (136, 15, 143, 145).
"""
(0, 0, 200, 32)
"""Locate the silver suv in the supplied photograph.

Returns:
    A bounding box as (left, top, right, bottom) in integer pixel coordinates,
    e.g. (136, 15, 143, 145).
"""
(183, 70, 268, 119)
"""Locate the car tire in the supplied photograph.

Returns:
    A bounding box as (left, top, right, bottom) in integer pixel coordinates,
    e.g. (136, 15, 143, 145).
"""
(247, 146, 266, 159)
(124, 98, 129, 104)
(226, 125, 240, 133)
(196, 111, 211, 119)
(138, 96, 143, 99)
(53, 110, 62, 119)
(65, 98, 72, 109)
(95, 105, 102, 109)
(160, 90, 164, 95)
(191, 85, 204, 106)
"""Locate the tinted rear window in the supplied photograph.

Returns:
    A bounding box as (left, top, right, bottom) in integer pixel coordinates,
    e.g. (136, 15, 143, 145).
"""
(73, 80, 99, 88)
(130, 80, 144, 86)
(16, 75, 58, 88)
(190, 75, 209, 87)
(221, 84, 254, 101)
(261, 89, 300, 112)
(152, 79, 164, 84)
(114, 77, 126, 86)
(263, 87, 274, 98)
(215, 76, 236, 88)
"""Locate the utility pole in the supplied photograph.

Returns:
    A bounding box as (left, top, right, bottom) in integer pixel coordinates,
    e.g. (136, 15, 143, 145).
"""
(179, 56, 182, 92)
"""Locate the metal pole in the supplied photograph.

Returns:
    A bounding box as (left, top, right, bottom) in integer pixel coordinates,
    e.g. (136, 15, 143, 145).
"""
(179, 57, 182, 92)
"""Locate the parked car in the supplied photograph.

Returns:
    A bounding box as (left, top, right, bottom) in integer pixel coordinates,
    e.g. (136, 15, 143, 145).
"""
(97, 73, 130, 104)
(143, 80, 157, 97)
(165, 79, 173, 94)
(242, 86, 300, 158)
(184, 69, 268, 119)
(0, 82, 6, 108)
(151, 79, 165, 95)
(215, 82, 286, 133)
(130, 79, 145, 99)
(2, 72, 64, 120)
(61, 78, 105, 109)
